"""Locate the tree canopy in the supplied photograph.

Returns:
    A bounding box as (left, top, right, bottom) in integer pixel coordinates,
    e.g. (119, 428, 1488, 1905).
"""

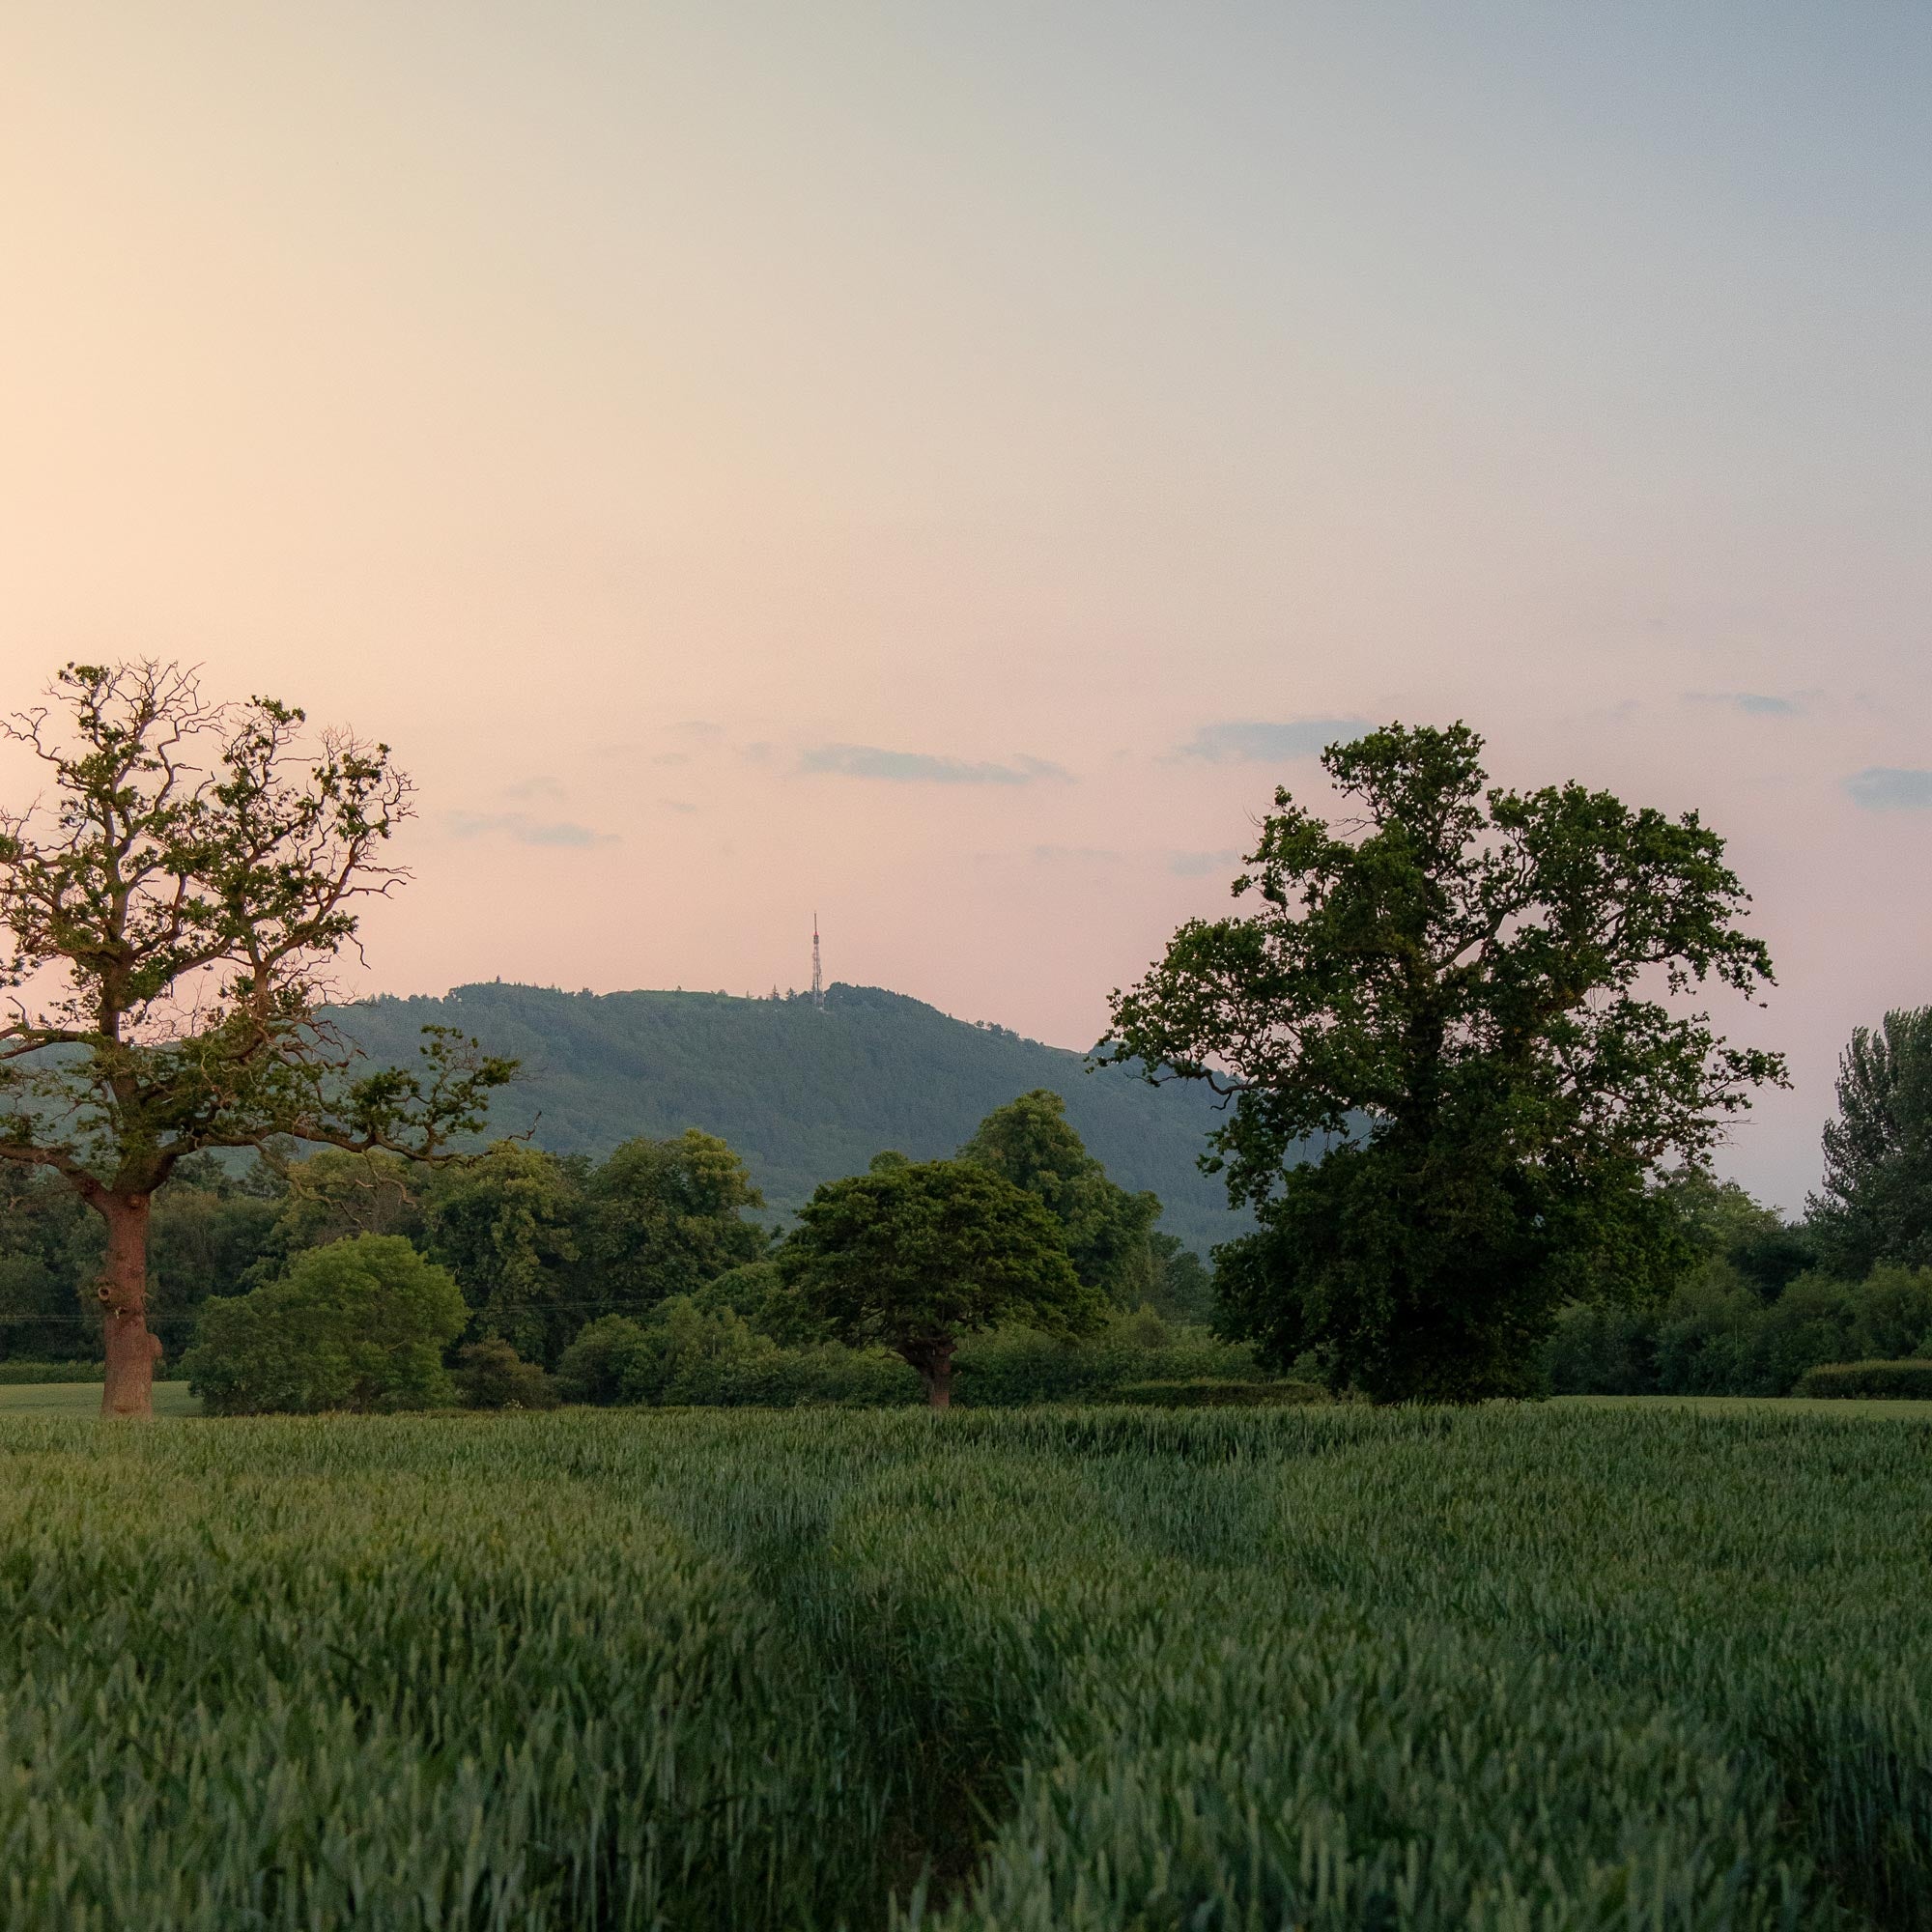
(957, 1089, 1160, 1302)
(182, 1234, 467, 1416)
(1808, 1006, 1932, 1276)
(0, 662, 512, 1413)
(775, 1158, 1103, 1406)
(1105, 721, 1783, 1402)
(577, 1129, 766, 1318)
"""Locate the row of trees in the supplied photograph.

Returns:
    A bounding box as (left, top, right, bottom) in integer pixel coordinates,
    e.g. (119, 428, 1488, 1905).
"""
(170, 1092, 1207, 1411)
(0, 660, 1917, 1411)
(1543, 1037, 1932, 1396)
(3, 1091, 1209, 1382)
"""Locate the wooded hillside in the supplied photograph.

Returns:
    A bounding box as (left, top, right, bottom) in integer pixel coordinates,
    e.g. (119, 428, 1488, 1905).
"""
(334, 981, 1248, 1249)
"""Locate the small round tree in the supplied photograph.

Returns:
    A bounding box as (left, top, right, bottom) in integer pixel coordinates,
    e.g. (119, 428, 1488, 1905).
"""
(776, 1157, 1104, 1407)
(183, 1234, 469, 1415)
(0, 662, 513, 1416)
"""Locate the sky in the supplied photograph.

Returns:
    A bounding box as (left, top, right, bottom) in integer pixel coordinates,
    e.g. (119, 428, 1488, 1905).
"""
(2, 3, 1928, 1211)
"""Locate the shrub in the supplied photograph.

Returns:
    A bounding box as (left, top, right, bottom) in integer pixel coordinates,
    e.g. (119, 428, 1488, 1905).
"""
(693, 1261, 828, 1346)
(696, 1342, 921, 1408)
(1548, 1263, 1932, 1399)
(950, 1316, 1265, 1407)
(0, 1361, 187, 1385)
(1843, 1264, 1932, 1360)
(1792, 1359, 1932, 1399)
(555, 1315, 652, 1406)
(617, 1296, 778, 1406)
(552, 1307, 1299, 1411)
(455, 1338, 560, 1410)
(1544, 1302, 1658, 1395)
(183, 1235, 467, 1415)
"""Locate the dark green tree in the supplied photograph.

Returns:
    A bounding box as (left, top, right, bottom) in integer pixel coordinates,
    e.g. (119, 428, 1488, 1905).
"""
(0, 663, 513, 1416)
(1654, 1163, 1813, 1300)
(959, 1089, 1160, 1302)
(575, 1129, 766, 1319)
(776, 1158, 1104, 1406)
(0, 1164, 96, 1359)
(1105, 722, 1784, 1403)
(1807, 1007, 1932, 1276)
(422, 1141, 581, 1362)
(183, 1233, 469, 1415)
(145, 1153, 284, 1353)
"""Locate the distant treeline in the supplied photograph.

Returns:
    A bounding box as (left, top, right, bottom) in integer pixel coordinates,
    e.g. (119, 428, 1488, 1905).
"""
(1546, 1164, 1932, 1397)
(0, 1100, 1211, 1368)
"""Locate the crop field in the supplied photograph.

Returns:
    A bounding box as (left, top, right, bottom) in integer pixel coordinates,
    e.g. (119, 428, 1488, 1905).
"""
(2, 1406, 1928, 1930)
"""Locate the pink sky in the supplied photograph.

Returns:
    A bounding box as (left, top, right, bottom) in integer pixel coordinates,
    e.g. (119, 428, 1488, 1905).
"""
(4, 5, 1928, 1209)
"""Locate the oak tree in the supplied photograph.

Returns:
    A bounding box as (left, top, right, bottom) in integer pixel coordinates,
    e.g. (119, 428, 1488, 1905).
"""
(0, 663, 513, 1416)
(1105, 722, 1783, 1402)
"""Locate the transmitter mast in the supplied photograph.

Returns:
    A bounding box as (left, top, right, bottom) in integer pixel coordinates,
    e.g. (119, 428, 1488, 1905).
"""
(811, 913, 825, 1010)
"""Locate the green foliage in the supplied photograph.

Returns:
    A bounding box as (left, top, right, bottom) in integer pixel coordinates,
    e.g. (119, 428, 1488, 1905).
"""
(947, 1315, 1264, 1407)
(1794, 1359, 1932, 1399)
(1809, 1005, 1932, 1275)
(257, 1149, 422, 1265)
(577, 1130, 766, 1318)
(1108, 721, 1784, 1403)
(4, 1405, 1931, 1926)
(777, 1158, 1104, 1402)
(2, 1152, 290, 1361)
(0, 1163, 97, 1359)
(1547, 1262, 1932, 1397)
(145, 1155, 283, 1346)
(1136, 1231, 1217, 1323)
(554, 1314, 649, 1406)
(0, 1359, 183, 1384)
(551, 1305, 1278, 1411)
(1654, 1163, 1818, 1298)
(332, 979, 1247, 1251)
(422, 1141, 581, 1360)
(959, 1089, 1161, 1302)
(182, 1234, 468, 1415)
(453, 1337, 560, 1409)
(691, 1258, 828, 1345)
(615, 1295, 778, 1405)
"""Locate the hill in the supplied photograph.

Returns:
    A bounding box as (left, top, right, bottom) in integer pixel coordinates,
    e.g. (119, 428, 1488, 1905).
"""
(333, 981, 1250, 1250)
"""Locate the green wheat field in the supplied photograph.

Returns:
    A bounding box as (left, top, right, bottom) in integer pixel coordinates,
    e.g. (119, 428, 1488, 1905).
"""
(3, 1403, 1928, 1929)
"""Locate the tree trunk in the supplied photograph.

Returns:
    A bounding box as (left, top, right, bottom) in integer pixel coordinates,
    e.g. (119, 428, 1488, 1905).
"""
(96, 1192, 159, 1419)
(901, 1339, 956, 1411)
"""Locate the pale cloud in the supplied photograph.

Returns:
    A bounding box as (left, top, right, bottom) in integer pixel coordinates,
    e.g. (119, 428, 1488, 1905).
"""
(1167, 849, 1243, 876)
(1845, 768, 1932, 810)
(650, 752, 690, 766)
(658, 798, 700, 814)
(444, 810, 617, 846)
(1030, 844, 1122, 864)
(1174, 719, 1370, 763)
(1688, 692, 1802, 717)
(800, 745, 1072, 784)
(500, 774, 567, 801)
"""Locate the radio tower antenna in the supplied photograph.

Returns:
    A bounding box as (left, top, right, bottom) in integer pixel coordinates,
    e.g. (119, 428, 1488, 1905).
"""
(811, 912, 825, 1011)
